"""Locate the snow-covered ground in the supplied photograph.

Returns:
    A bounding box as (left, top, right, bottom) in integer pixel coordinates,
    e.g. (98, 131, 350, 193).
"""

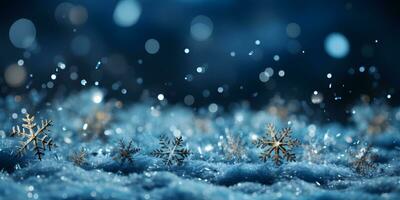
(0, 89, 399, 200)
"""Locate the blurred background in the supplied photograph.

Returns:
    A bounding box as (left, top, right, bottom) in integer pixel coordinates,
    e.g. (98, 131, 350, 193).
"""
(0, 0, 399, 123)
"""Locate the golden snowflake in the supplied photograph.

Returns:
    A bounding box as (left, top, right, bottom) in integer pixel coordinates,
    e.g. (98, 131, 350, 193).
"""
(221, 130, 246, 161)
(253, 123, 300, 165)
(349, 145, 377, 175)
(11, 113, 56, 160)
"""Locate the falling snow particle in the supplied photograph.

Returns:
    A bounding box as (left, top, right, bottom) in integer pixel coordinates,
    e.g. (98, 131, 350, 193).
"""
(157, 94, 164, 101)
(80, 79, 87, 86)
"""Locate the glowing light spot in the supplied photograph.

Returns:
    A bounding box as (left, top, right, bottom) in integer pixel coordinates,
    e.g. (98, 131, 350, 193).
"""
(9, 18, 36, 49)
(51, 74, 57, 80)
(278, 70, 285, 77)
(144, 39, 160, 54)
(273, 55, 280, 61)
(327, 73, 332, 79)
(259, 72, 270, 83)
(113, 0, 141, 27)
(69, 5, 88, 25)
(58, 62, 66, 69)
(92, 91, 103, 104)
(208, 103, 218, 113)
(4, 64, 27, 87)
(184, 95, 195, 106)
(255, 40, 261, 45)
(95, 61, 102, 69)
(286, 23, 301, 38)
(204, 144, 214, 152)
(311, 91, 323, 104)
(217, 87, 224, 93)
(190, 15, 213, 41)
(324, 33, 350, 58)
(157, 94, 164, 101)
(80, 79, 87, 86)
(184, 48, 190, 54)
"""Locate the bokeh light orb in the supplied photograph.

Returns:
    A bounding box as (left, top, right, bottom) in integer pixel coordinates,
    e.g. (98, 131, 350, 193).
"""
(145, 39, 160, 54)
(113, 0, 141, 27)
(9, 18, 37, 49)
(70, 35, 91, 56)
(190, 15, 213, 41)
(55, 2, 74, 23)
(69, 5, 88, 25)
(324, 33, 350, 58)
(286, 23, 301, 38)
(4, 64, 27, 87)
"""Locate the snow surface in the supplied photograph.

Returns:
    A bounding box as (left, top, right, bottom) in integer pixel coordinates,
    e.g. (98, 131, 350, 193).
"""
(0, 89, 399, 200)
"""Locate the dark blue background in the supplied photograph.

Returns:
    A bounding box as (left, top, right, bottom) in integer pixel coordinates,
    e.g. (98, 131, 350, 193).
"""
(0, 0, 399, 122)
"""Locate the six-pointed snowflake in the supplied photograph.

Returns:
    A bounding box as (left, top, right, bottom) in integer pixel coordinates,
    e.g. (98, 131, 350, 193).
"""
(349, 144, 377, 175)
(70, 148, 88, 166)
(11, 113, 56, 160)
(113, 139, 140, 164)
(151, 135, 190, 166)
(253, 123, 300, 165)
(221, 130, 246, 161)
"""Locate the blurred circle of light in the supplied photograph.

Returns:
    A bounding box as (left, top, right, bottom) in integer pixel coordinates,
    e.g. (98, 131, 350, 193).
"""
(92, 91, 104, 104)
(113, 0, 141, 27)
(286, 23, 301, 38)
(145, 39, 160, 54)
(9, 18, 37, 49)
(55, 2, 74, 23)
(259, 72, 270, 83)
(184, 95, 195, 106)
(324, 33, 350, 58)
(70, 35, 91, 56)
(190, 15, 213, 41)
(69, 5, 88, 25)
(4, 64, 27, 87)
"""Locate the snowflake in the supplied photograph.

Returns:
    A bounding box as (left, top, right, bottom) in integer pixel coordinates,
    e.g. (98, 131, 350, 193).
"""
(253, 123, 300, 165)
(349, 144, 377, 175)
(151, 135, 190, 166)
(113, 139, 140, 164)
(70, 148, 88, 166)
(221, 130, 246, 161)
(10, 113, 56, 160)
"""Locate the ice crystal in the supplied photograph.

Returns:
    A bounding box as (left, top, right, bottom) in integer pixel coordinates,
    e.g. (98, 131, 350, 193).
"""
(349, 145, 377, 175)
(10, 113, 55, 160)
(113, 139, 140, 164)
(70, 148, 88, 166)
(253, 124, 300, 165)
(151, 135, 191, 166)
(221, 129, 246, 161)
